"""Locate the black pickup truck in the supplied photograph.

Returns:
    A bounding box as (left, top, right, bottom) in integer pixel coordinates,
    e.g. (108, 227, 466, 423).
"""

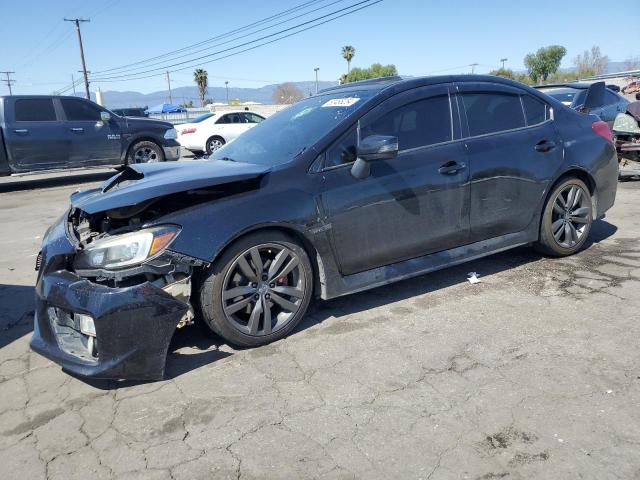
(0, 95, 180, 175)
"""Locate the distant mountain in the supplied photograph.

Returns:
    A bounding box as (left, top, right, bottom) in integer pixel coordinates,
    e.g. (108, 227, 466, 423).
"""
(93, 81, 338, 108)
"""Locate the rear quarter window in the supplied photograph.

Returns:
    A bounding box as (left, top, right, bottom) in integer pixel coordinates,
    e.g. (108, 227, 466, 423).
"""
(522, 95, 550, 126)
(15, 98, 57, 122)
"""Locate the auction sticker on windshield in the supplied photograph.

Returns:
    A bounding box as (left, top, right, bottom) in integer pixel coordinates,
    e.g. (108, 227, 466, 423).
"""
(322, 97, 360, 108)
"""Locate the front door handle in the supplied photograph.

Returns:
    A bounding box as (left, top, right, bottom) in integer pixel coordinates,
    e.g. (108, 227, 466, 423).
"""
(534, 140, 556, 152)
(14, 129, 28, 134)
(438, 161, 466, 175)
(70, 127, 84, 133)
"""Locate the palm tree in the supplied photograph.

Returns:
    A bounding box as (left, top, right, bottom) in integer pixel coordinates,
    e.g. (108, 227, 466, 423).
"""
(193, 69, 208, 107)
(342, 45, 355, 75)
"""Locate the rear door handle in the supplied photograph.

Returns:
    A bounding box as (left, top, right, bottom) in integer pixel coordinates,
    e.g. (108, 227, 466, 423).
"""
(70, 127, 84, 133)
(438, 161, 466, 175)
(14, 129, 28, 134)
(535, 140, 556, 152)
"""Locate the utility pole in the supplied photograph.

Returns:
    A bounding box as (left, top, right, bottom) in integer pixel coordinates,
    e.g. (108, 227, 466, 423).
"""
(469, 63, 479, 74)
(64, 18, 90, 100)
(314, 67, 319, 94)
(0, 71, 15, 95)
(166, 71, 173, 104)
(77, 70, 90, 99)
(225, 81, 229, 104)
(71, 74, 76, 95)
(500, 58, 508, 70)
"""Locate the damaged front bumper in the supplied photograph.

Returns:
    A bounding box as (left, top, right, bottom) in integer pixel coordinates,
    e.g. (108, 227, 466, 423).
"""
(31, 213, 200, 381)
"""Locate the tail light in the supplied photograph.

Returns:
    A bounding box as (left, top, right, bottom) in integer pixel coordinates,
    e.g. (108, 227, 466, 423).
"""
(181, 128, 196, 135)
(592, 121, 612, 142)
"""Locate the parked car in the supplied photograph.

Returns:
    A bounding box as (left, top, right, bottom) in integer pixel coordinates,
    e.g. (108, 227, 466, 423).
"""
(111, 107, 148, 117)
(0, 96, 180, 175)
(622, 81, 640, 94)
(176, 110, 265, 154)
(32, 75, 618, 380)
(613, 101, 640, 178)
(535, 82, 629, 127)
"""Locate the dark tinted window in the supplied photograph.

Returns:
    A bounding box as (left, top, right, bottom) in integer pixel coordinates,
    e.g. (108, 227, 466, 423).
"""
(217, 113, 242, 124)
(244, 112, 265, 124)
(522, 95, 549, 126)
(462, 93, 525, 136)
(325, 127, 357, 168)
(362, 95, 452, 151)
(61, 98, 102, 121)
(15, 98, 56, 122)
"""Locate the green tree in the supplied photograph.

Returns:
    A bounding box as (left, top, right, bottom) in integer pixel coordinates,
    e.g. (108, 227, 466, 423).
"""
(193, 69, 208, 107)
(574, 46, 609, 78)
(341, 45, 356, 74)
(489, 68, 516, 80)
(343, 63, 397, 83)
(524, 45, 567, 83)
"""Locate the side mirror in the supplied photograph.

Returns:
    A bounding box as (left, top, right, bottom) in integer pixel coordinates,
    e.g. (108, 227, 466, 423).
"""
(350, 135, 399, 179)
(100, 111, 111, 122)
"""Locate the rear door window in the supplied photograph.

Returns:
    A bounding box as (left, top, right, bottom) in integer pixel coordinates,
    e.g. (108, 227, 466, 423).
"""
(15, 98, 57, 122)
(461, 93, 525, 136)
(522, 95, 550, 126)
(61, 98, 102, 121)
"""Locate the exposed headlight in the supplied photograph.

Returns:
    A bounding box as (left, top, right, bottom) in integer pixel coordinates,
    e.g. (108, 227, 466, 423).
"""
(75, 226, 180, 270)
(164, 128, 178, 140)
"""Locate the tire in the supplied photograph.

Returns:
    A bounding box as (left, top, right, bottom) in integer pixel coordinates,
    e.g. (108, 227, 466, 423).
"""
(534, 177, 593, 256)
(127, 140, 164, 164)
(205, 136, 225, 155)
(198, 231, 313, 347)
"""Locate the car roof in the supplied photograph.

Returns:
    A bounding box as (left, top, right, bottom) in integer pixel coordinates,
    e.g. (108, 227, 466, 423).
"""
(319, 74, 545, 97)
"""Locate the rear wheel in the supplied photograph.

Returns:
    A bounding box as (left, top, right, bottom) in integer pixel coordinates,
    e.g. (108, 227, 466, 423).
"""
(198, 231, 313, 347)
(205, 136, 225, 154)
(535, 177, 593, 256)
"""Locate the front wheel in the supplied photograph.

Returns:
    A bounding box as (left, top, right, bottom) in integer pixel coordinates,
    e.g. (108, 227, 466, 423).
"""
(535, 177, 593, 256)
(128, 141, 164, 164)
(198, 231, 313, 347)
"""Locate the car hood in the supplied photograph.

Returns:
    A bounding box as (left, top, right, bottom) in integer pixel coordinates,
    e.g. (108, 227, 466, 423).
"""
(124, 116, 174, 130)
(70, 161, 271, 214)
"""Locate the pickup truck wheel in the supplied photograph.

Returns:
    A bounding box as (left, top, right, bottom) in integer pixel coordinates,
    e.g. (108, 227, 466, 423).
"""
(128, 141, 164, 164)
(205, 136, 225, 155)
(198, 231, 313, 347)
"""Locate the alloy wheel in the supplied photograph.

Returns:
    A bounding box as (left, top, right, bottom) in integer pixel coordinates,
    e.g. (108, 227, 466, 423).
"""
(208, 138, 224, 152)
(550, 184, 591, 248)
(221, 243, 306, 336)
(134, 147, 159, 163)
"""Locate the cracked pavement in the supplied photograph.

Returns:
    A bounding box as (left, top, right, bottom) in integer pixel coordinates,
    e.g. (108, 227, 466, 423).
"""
(1, 174, 639, 479)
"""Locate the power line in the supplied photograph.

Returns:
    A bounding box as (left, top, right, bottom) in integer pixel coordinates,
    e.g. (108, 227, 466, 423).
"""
(91, 0, 381, 82)
(0, 72, 16, 95)
(64, 18, 91, 99)
(93, 0, 348, 78)
(92, 0, 331, 75)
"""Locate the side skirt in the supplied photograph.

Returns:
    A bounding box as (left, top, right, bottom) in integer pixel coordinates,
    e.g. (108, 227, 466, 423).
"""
(322, 227, 538, 300)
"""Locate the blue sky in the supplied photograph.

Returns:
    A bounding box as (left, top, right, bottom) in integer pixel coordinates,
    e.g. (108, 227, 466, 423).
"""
(1, 0, 637, 95)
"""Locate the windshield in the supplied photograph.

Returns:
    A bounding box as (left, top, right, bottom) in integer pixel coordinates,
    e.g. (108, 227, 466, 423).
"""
(538, 87, 581, 105)
(210, 90, 376, 166)
(192, 113, 215, 123)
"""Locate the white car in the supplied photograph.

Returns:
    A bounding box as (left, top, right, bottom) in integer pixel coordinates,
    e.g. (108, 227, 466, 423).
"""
(176, 110, 266, 154)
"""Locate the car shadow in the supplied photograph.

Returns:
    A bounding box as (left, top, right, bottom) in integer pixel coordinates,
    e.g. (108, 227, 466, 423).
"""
(28, 219, 618, 388)
(0, 284, 35, 349)
(0, 171, 114, 193)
